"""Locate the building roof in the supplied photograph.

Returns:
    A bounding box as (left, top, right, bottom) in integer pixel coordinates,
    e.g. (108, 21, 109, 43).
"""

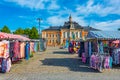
(83, 26, 100, 31)
(87, 31, 120, 40)
(42, 26, 61, 31)
(61, 21, 83, 29)
(42, 15, 99, 31)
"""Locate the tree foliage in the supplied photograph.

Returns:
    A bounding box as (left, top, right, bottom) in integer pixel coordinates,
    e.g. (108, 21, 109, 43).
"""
(1, 25, 11, 33)
(29, 27, 39, 39)
(24, 28, 31, 36)
(2, 25, 39, 39)
(14, 28, 24, 34)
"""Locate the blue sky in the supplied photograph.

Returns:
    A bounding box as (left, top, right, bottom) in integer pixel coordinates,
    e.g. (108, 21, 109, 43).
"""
(0, 0, 120, 32)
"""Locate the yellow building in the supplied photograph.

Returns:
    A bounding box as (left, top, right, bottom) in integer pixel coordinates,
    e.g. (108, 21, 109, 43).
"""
(42, 15, 98, 46)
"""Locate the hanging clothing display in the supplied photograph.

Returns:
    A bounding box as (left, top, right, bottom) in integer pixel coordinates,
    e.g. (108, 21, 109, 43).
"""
(0, 58, 2, 72)
(68, 42, 74, 53)
(98, 41, 104, 53)
(112, 48, 120, 65)
(1, 58, 11, 73)
(65, 40, 69, 48)
(84, 42, 88, 58)
(30, 42, 34, 57)
(25, 42, 30, 60)
(82, 52, 86, 63)
(0, 40, 9, 58)
(0, 32, 32, 73)
(88, 42, 92, 57)
(20, 42, 25, 58)
(9, 41, 14, 60)
(13, 41, 20, 58)
(68, 41, 80, 54)
(11, 41, 21, 62)
(90, 53, 112, 72)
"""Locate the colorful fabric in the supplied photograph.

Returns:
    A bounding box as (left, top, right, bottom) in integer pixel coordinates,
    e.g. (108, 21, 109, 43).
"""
(1, 58, 11, 73)
(0, 40, 9, 58)
(82, 52, 86, 63)
(112, 49, 120, 65)
(13, 41, 20, 58)
(88, 42, 92, 57)
(90, 54, 112, 72)
(20, 42, 25, 58)
(9, 42, 14, 58)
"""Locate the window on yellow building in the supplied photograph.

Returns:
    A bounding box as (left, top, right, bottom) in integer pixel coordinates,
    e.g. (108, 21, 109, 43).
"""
(49, 40, 51, 43)
(50, 34, 51, 37)
(53, 34, 54, 37)
(53, 40, 54, 43)
(46, 34, 48, 37)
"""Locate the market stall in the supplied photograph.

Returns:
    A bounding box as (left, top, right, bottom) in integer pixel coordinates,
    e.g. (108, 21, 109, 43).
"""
(68, 40, 80, 54)
(80, 31, 120, 72)
(0, 32, 40, 73)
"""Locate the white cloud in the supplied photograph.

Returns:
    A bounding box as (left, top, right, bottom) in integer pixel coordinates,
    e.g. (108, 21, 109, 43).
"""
(47, 16, 67, 26)
(76, 0, 120, 16)
(72, 16, 87, 26)
(47, 15, 87, 26)
(4, 0, 60, 10)
(92, 19, 120, 31)
(47, 0, 60, 10)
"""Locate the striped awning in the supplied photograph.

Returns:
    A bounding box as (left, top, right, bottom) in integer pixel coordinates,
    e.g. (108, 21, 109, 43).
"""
(87, 31, 120, 40)
(0, 32, 30, 41)
(0, 32, 9, 39)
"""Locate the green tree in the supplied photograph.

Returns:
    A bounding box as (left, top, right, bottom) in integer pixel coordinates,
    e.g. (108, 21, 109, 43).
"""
(14, 28, 24, 34)
(29, 27, 39, 39)
(24, 28, 31, 36)
(1, 25, 11, 33)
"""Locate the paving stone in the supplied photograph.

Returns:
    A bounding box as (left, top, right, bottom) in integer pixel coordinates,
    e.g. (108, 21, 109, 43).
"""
(0, 46, 120, 80)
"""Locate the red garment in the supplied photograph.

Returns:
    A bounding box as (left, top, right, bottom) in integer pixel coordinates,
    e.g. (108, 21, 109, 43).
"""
(13, 41, 20, 58)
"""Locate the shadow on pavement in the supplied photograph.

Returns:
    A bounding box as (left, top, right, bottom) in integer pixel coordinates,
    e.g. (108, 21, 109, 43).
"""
(40, 58, 99, 73)
(53, 51, 71, 55)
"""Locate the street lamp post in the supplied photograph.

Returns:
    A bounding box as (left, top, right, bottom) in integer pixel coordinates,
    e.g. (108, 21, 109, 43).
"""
(37, 18, 42, 52)
(37, 18, 42, 39)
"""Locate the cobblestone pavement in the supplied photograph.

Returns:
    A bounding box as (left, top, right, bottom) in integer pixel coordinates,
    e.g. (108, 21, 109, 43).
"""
(0, 46, 120, 80)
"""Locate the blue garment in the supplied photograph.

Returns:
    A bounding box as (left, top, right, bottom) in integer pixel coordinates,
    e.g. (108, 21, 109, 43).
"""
(99, 41, 104, 53)
(25, 43, 30, 60)
(109, 57, 113, 68)
(1, 58, 6, 73)
(69, 42, 73, 47)
(65, 40, 69, 48)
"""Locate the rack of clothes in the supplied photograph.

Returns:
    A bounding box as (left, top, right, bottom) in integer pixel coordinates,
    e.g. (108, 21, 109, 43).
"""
(0, 32, 41, 73)
(0, 40, 39, 73)
(90, 52, 112, 72)
(0, 40, 11, 73)
(112, 48, 120, 65)
(68, 41, 80, 54)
